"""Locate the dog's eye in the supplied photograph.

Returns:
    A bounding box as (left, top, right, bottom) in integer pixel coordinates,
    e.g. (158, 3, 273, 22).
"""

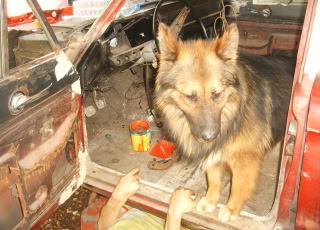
(211, 92, 221, 100)
(185, 93, 198, 102)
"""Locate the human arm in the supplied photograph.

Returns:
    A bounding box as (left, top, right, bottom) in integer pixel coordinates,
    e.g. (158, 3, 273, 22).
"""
(165, 188, 203, 230)
(98, 168, 140, 230)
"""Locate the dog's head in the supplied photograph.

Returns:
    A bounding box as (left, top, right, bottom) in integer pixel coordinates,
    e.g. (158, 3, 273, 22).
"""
(156, 23, 241, 142)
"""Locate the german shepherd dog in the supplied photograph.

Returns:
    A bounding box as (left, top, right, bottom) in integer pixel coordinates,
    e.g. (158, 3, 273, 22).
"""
(155, 23, 294, 221)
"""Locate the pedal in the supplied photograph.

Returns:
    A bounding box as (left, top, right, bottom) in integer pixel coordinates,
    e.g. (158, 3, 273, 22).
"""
(93, 90, 106, 110)
(84, 106, 96, 117)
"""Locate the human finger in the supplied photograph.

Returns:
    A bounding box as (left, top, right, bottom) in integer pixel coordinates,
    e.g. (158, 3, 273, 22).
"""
(127, 168, 140, 177)
(133, 172, 140, 180)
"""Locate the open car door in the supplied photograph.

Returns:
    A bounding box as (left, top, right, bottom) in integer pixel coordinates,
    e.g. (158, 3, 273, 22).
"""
(0, 0, 86, 229)
(0, 0, 126, 229)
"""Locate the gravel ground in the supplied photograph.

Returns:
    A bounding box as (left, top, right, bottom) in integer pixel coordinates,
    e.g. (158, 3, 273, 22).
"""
(39, 187, 92, 230)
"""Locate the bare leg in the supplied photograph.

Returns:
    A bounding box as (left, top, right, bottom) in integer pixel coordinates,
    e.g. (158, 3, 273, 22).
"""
(197, 164, 224, 212)
(219, 158, 260, 222)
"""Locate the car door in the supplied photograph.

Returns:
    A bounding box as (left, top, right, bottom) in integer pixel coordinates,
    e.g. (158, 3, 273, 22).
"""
(0, 0, 86, 229)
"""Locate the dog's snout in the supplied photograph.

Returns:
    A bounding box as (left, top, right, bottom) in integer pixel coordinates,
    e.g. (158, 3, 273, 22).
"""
(197, 111, 221, 141)
(201, 130, 218, 141)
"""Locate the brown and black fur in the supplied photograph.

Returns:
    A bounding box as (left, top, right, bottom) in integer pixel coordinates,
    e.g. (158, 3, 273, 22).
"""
(155, 23, 294, 221)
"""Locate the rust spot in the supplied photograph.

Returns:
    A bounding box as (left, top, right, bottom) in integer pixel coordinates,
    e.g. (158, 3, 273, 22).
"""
(15, 85, 30, 96)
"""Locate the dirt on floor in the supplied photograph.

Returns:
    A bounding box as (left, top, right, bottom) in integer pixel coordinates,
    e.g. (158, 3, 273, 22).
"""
(84, 66, 281, 217)
(39, 187, 92, 230)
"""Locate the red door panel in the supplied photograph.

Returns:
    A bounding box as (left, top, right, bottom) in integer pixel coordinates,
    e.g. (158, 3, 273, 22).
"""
(296, 75, 320, 230)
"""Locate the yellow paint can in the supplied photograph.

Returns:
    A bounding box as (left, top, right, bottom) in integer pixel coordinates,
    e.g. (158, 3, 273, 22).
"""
(129, 120, 151, 152)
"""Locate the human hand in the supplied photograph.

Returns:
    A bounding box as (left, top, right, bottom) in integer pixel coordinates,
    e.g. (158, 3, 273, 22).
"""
(111, 168, 140, 204)
(168, 188, 203, 216)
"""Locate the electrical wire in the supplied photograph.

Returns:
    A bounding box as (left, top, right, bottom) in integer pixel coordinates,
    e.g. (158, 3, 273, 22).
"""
(124, 81, 145, 100)
(213, 0, 237, 37)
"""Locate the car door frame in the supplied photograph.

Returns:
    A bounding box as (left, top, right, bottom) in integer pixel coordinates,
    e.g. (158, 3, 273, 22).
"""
(0, 0, 89, 229)
(27, 0, 126, 229)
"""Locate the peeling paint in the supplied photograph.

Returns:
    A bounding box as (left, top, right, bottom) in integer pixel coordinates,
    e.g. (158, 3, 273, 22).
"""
(0, 152, 15, 165)
(71, 80, 82, 97)
(302, 172, 311, 179)
(293, 97, 309, 120)
(18, 113, 77, 170)
(55, 52, 74, 81)
(29, 186, 48, 211)
(59, 111, 89, 204)
(58, 177, 77, 205)
(58, 146, 88, 204)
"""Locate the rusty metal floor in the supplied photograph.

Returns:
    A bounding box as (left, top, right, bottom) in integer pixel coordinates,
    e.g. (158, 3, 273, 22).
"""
(84, 68, 282, 220)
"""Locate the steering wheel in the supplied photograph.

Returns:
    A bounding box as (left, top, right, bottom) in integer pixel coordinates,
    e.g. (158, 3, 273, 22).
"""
(152, 0, 209, 53)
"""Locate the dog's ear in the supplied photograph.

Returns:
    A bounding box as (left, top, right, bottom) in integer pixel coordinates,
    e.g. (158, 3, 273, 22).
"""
(158, 23, 179, 61)
(215, 23, 239, 61)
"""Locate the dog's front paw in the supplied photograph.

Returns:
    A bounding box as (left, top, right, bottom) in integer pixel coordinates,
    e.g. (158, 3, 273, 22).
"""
(218, 206, 238, 222)
(196, 197, 216, 213)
